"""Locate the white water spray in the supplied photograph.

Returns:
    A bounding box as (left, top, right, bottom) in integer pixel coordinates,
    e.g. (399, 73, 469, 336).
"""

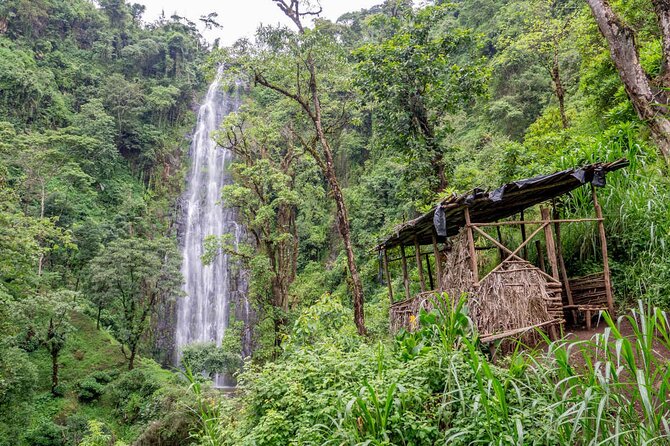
(175, 67, 249, 387)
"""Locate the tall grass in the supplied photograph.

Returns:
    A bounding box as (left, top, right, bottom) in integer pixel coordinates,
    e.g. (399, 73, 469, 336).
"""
(528, 301, 670, 444)
(557, 123, 670, 306)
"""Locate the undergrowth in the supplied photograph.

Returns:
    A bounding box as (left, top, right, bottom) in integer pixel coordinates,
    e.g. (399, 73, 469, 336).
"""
(187, 293, 670, 445)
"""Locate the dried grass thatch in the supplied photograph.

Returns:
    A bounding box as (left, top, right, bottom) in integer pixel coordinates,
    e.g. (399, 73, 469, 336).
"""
(472, 262, 553, 343)
(390, 230, 562, 344)
(445, 231, 560, 343)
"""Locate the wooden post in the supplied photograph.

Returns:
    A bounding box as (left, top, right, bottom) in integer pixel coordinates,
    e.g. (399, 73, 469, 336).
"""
(535, 240, 546, 272)
(520, 210, 528, 260)
(541, 207, 560, 280)
(464, 207, 479, 284)
(425, 254, 434, 290)
(414, 236, 426, 292)
(496, 225, 505, 263)
(592, 185, 615, 315)
(552, 204, 575, 321)
(431, 231, 443, 291)
(400, 244, 411, 300)
(383, 249, 393, 304)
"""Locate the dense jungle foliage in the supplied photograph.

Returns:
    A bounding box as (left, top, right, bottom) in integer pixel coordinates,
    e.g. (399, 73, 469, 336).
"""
(1, 0, 670, 444)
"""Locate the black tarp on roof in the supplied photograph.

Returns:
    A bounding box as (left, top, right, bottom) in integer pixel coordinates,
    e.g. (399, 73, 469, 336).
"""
(376, 158, 629, 250)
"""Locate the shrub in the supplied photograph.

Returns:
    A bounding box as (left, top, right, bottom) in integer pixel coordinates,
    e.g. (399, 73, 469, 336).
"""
(107, 369, 161, 423)
(89, 370, 114, 384)
(76, 378, 105, 402)
(24, 420, 64, 446)
(0, 346, 37, 407)
(52, 383, 67, 398)
(64, 414, 90, 446)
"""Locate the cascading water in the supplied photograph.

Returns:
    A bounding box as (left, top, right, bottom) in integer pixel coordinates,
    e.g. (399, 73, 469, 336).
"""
(175, 67, 250, 387)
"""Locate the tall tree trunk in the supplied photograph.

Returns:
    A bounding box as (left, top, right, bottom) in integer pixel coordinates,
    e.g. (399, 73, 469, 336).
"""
(652, 0, 670, 87)
(307, 57, 367, 335)
(586, 0, 670, 161)
(38, 180, 46, 276)
(268, 0, 367, 334)
(48, 318, 59, 395)
(128, 343, 137, 370)
(51, 348, 59, 395)
(411, 92, 447, 191)
(96, 305, 102, 330)
(551, 49, 568, 129)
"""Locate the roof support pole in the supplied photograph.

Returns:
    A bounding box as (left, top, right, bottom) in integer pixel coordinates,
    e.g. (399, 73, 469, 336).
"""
(425, 254, 434, 290)
(464, 207, 479, 285)
(383, 249, 393, 304)
(496, 225, 505, 263)
(400, 245, 411, 300)
(520, 210, 528, 260)
(592, 185, 615, 315)
(541, 207, 560, 280)
(414, 236, 426, 293)
(552, 203, 575, 321)
(431, 231, 443, 292)
(535, 240, 546, 273)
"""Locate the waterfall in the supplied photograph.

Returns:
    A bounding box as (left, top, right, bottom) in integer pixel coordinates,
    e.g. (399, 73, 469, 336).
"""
(175, 67, 250, 387)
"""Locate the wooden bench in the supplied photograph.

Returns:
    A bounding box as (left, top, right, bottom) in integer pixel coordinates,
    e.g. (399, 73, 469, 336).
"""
(564, 272, 610, 329)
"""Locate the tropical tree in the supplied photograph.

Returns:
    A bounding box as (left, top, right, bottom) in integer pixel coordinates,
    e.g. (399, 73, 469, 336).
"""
(498, 0, 579, 129)
(14, 290, 78, 395)
(354, 3, 488, 202)
(89, 237, 182, 369)
(239, 0, 368, 334)
(586, 0, 670, 162)
(217, 105, 303, 347)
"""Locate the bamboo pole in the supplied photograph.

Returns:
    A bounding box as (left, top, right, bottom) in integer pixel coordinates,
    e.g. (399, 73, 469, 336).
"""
(383, 249, 393, 304)
(431, 231, 443, 291)
(592, 185, 615, 315)
(400, 245, 411, 300)
(464, 207, 479, 285)
(414, 236, 426, 292)
(541, 207, 560, 280)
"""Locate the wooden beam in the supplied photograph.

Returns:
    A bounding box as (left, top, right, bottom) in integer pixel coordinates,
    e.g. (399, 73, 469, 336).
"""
(383, 249, 393, 304)
(592, 185, 615, 315)
(520, 210, 528, 259)
(464, 207, 479, 285)
(479, 318, 562, 343)
(400, 245, 411, 300)
(414, 236, 426, 292)
(431, 231, 443, 291)
(425, 254, 434, 290)
(386, 250, 434, 263)
(496, 225, 505, 263)
(552, 204, 575, 320)
(472, 218, 603, 227)
(471, 225, 559, 284)
(541, 207, 560, 280)
(535, 240, 546, 272)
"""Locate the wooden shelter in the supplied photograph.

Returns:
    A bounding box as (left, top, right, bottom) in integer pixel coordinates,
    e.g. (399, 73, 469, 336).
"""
(376, 159, 628, 341)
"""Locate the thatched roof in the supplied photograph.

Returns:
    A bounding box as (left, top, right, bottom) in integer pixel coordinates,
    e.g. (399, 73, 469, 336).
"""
(376, 158, 629, 250)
